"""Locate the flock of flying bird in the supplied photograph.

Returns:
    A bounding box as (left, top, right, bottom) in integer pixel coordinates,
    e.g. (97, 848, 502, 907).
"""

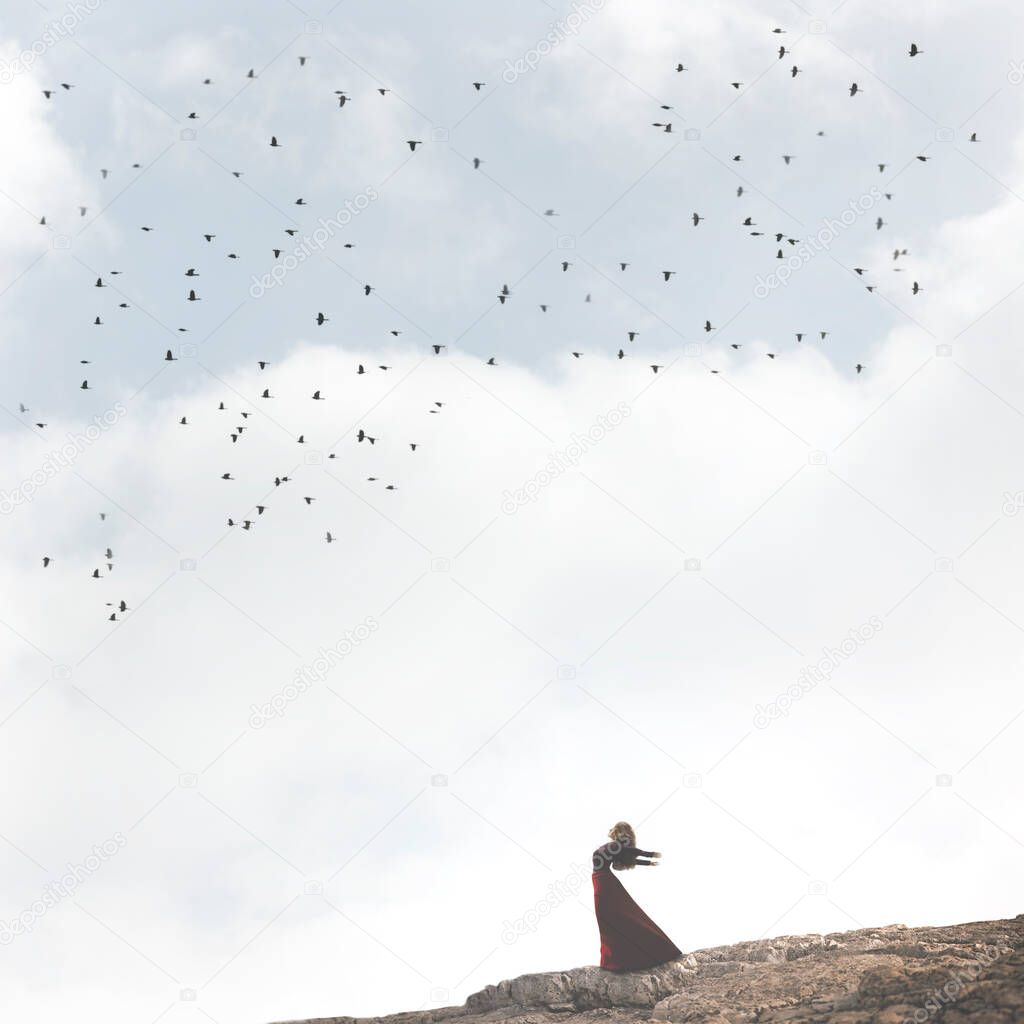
(22, 25, 954, 618)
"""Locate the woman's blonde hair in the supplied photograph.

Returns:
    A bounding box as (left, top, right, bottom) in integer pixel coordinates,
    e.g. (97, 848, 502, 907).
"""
(608, 821, 636, 869)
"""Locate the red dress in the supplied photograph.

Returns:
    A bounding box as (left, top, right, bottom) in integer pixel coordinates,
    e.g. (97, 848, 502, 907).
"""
(592, 842, 681, 971)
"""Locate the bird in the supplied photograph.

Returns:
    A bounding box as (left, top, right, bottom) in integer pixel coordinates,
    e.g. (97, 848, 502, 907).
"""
(407, 140, 423, 150)
(849, 83, 860, 96)
(909, 43, 922, 57)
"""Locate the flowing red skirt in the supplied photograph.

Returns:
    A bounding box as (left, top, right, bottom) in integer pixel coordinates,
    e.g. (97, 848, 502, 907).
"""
(593, 870, 681, 971)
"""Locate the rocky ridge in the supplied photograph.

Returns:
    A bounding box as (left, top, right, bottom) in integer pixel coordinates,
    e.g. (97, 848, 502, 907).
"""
(275, 915, 1024, 1024)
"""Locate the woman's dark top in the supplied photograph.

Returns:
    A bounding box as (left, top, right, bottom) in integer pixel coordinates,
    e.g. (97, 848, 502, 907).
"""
(592, 841, 657, 872)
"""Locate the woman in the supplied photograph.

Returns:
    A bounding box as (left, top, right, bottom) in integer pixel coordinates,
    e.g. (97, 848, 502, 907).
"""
(592, 821, 681, 971)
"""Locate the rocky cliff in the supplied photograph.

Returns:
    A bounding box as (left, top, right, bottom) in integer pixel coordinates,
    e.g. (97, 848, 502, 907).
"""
(276, 915, 1024, 1024)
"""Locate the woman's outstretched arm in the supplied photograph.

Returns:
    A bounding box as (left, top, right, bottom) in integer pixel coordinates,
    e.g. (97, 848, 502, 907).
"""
(633, 849, 662, 866)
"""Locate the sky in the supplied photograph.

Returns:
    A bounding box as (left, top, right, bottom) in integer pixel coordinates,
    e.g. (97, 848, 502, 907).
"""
(2, 1, 1024, 1023)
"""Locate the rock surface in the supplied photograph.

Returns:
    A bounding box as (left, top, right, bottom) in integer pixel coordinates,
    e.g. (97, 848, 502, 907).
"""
(274, 915, 1024, 1024)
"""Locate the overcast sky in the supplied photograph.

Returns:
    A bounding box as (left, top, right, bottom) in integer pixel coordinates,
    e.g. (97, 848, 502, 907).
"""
(2, 1, 1024, 1023)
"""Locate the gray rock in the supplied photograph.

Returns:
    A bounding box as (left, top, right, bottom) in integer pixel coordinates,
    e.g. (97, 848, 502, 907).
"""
(273, 915, 1024, 1024)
